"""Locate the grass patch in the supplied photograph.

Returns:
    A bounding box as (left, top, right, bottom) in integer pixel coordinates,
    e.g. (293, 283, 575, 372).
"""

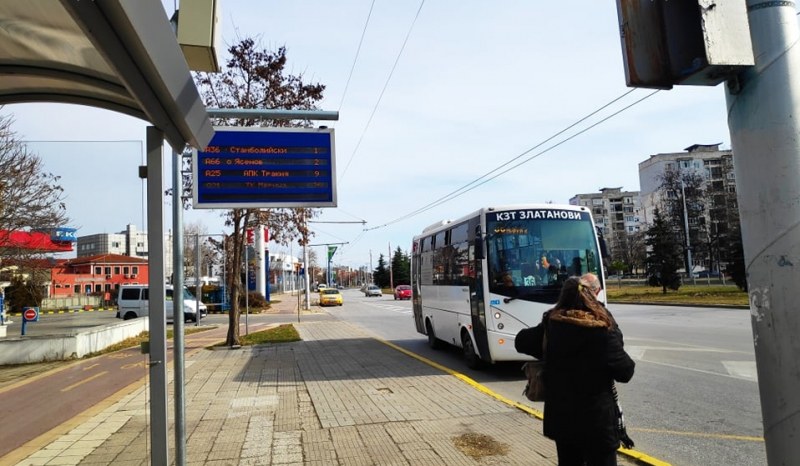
(241, 324, 300, 345)
(606, 284, 748, 306)
(214, 324, 301, 347)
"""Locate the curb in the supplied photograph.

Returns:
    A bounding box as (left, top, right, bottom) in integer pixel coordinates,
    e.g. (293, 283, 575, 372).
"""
(608, 301, 748, 310)
(7, 308, 117, 316)
(373, 335, 673, 466)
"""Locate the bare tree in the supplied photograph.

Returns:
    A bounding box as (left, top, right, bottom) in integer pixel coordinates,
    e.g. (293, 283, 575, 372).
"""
(0, 114, 69, 265)
(182, 220, 221, 280)
(609, 229, 646, 274)
(194, 39, 325, 346)
(657, 168, 708, 276)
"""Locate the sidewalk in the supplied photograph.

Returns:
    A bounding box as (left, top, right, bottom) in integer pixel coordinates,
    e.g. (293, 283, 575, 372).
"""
(8, 298, 642, 466)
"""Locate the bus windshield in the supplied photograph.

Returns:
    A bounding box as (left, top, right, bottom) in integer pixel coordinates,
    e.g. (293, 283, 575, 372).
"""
(486, 208, 600, 301)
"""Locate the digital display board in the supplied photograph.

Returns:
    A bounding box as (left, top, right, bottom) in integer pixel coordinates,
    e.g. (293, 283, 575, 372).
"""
(193, 127, 336, 208)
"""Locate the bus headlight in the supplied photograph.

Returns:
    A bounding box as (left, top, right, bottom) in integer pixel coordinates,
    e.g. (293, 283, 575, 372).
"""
(497, 323, 504, 330)
(494, 311, 501, 319)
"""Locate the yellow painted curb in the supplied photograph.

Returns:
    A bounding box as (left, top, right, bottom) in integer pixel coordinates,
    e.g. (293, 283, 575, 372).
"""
(375, 338, 672, 466)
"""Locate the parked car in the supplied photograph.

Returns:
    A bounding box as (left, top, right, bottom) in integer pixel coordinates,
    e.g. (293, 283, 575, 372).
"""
(319, 288, 343, 306)
(116, 285, 207, 322)
(393, 285, 411, 300)
(316, 283, 328, 292)
(364, 285, 382, 297)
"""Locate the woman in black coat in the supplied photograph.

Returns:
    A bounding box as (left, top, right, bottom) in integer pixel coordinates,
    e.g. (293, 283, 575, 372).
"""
(516, 274, 635, 466)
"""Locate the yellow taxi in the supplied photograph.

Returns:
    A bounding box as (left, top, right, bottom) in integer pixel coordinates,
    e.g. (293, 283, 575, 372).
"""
(319, 288, 343, 306)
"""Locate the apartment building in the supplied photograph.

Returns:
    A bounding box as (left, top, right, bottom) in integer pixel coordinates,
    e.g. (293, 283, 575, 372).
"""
(638, 143, 735, 225)
(569, 186, 643, 237)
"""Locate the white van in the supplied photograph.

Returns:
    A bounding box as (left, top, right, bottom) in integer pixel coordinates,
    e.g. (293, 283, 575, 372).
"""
(116, 285, 207, 322)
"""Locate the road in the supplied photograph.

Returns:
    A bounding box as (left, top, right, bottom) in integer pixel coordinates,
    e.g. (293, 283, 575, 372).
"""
(1, 292, 766, 465)
(326, 289, 767, 466)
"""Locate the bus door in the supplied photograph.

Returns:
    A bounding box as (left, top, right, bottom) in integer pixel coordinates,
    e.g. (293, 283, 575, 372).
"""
(411, 240, 425, 333)
(469, 225, 491, 360)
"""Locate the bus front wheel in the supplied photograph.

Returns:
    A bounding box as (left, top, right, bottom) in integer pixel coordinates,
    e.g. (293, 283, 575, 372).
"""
(426, 320, 443, 350)
(461, 331, 483, 370)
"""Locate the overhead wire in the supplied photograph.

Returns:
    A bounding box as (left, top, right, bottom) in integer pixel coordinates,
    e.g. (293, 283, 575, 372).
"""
(362, 89, 637, 228)
(338, 0, 426, 182)
(335, 0, 376, 118)
(364, 89, 662, 231)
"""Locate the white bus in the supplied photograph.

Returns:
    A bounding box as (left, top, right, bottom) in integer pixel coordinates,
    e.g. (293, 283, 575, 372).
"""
(411, 204, 606, 369)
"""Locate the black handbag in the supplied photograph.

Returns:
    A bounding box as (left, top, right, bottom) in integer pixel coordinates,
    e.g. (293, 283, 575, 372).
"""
(522, 322, 547, 402)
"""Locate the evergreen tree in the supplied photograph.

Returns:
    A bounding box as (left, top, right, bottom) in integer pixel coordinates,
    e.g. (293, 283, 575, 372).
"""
(645, 208, 684, 293)
(724, 221, 747, 291)
(373, 254, 389, 288)
(391, 246, 411, 286)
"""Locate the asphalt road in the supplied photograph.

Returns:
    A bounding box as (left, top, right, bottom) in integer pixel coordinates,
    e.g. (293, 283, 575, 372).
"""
(0, 293, 767, 465)
(325, 289, 767, 466)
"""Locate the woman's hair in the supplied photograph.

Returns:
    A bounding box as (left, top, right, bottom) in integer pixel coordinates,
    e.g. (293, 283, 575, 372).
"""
(552, 275, 613, 328)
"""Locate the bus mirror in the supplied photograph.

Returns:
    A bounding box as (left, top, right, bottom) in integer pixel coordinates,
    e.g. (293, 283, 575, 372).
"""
(474, 226, 485, 259)
(596, 226, 609, 261)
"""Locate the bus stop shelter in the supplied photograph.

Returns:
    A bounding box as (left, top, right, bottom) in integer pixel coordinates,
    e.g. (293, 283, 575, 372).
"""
(0, 0, 213, 463)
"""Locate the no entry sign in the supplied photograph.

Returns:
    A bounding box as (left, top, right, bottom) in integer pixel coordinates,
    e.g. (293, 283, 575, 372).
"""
(23, 307, 38, 321)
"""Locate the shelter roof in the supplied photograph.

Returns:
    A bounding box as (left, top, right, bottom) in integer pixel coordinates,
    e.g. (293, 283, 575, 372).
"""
(0, 0, 213, 149)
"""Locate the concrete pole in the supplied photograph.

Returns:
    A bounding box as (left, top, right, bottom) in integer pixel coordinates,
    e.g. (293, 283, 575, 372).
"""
(145, 127, 168, 465)
(726, 2, 800, 463)
(171, 148, 186, 466)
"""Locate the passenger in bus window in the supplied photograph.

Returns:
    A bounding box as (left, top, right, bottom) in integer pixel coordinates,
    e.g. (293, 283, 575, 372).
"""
(569, 256, 583, 276)
(515, 274, 635, 466)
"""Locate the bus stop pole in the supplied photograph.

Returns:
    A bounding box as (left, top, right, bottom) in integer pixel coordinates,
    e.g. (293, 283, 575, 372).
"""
(146, 126, 168, 465)
(726, 3, 800, 462)
(171, 147, 186, 466)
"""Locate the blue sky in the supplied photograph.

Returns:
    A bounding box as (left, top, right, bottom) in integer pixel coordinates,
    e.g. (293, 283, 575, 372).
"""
(1, 1, 734, 269)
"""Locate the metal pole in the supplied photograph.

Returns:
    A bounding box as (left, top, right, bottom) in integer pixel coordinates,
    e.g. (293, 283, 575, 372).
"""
(388, 242, 394, 290)
(171, 148, 186, 466)
(146, 127, 168, 465)
(303, 243, 310, 310)
(195, 234, 201, 327)
(244, 245, 249, 335)
(726, 3, 800, 463)
(680, 180, 695, 285)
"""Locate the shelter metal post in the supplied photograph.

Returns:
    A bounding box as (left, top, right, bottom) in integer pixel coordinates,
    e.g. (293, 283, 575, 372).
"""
(146, 127, 168, 465)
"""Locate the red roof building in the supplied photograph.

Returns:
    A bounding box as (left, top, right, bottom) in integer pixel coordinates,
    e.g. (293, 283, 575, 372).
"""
(50, 254, 149, 297)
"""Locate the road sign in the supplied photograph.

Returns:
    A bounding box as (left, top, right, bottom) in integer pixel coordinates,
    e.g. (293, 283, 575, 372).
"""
(193, 127, 337, 208)
(23, 307, 38, 321)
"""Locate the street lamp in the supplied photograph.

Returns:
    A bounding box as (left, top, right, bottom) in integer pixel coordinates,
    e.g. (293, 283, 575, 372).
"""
(680, 179, 696, 285)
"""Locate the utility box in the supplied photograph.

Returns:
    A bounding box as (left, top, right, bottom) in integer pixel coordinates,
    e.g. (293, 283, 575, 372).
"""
(176, 0, 221, 72)
(617, 0, 753, 89)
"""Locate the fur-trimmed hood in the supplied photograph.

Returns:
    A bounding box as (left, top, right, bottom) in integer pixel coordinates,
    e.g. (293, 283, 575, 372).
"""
(549, 309, 610, 329)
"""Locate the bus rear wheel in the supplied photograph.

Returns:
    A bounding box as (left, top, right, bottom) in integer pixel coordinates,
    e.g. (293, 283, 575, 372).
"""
(461, 332, 483, 370)
(426, 320, 443, 350)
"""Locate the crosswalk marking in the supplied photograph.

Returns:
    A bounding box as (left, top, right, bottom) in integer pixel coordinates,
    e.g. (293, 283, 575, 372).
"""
(366, 302, 411, 314)
(627, 345, 757, 381)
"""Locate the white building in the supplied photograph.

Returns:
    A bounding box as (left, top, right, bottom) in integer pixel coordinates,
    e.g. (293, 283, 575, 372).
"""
(76, 224, 173, 277)
(638, 143, 734, 225)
